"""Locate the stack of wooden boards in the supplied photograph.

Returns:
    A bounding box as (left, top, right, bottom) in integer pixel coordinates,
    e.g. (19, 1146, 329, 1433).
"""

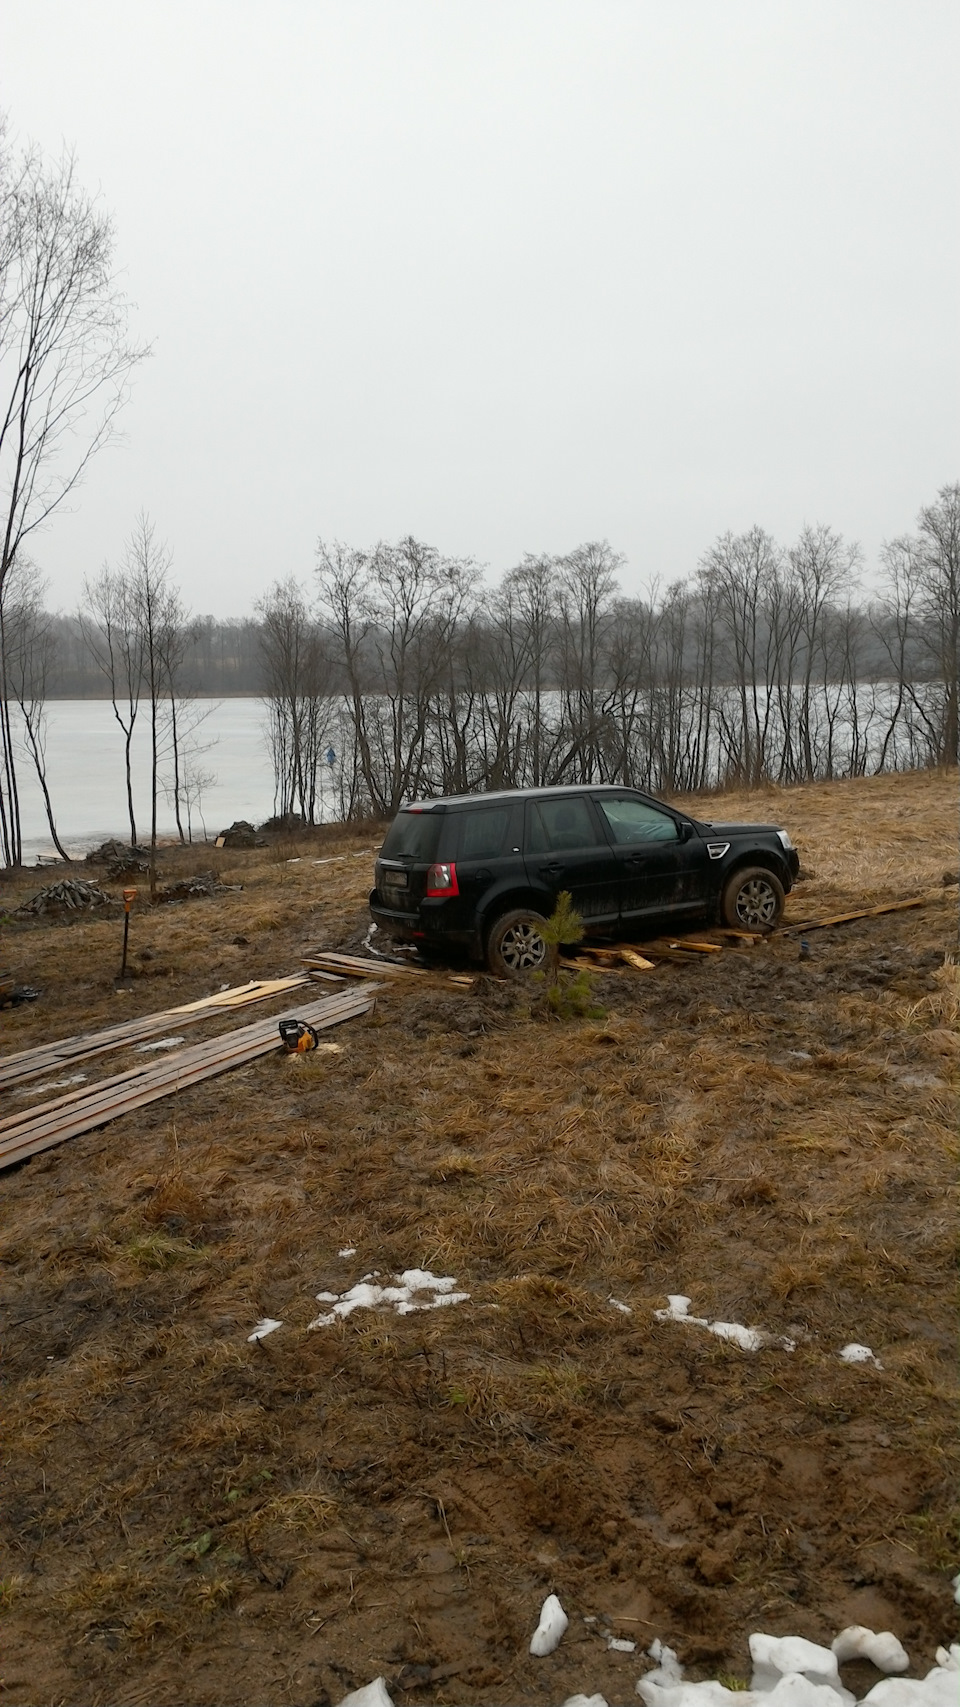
(303, 949, 427, 979)
(0, 976, 315, 1092)
(0, 979, 380, 1172)
(564, 894, 929, 972)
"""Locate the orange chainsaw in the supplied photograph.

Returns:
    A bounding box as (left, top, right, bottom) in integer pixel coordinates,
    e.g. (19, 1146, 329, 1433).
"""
(278, 1018, 319, 1054)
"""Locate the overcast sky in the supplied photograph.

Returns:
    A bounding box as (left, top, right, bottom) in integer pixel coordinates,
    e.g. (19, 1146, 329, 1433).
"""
(5, 0, 959, 614)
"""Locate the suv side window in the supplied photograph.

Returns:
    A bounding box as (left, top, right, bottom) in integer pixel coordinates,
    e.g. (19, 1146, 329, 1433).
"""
(526, 796, 604, 854)
(458, 805, 512, 861)
(595, 796, 679, 844)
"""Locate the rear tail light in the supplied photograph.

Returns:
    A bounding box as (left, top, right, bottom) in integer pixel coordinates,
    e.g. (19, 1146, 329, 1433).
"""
(426, 861, 459, 897)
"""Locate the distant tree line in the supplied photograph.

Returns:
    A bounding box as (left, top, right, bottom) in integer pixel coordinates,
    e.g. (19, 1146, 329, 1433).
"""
(260, 482, 959, 823)
(25, 610, 264, 698)
(0, 483, 956, 863)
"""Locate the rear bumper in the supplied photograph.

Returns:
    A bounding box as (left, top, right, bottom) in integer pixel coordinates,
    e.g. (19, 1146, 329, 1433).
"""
(369, 898, 475, 951)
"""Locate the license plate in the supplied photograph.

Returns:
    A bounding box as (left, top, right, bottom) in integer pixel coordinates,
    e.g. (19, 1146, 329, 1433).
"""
(383, 870, 408, 889)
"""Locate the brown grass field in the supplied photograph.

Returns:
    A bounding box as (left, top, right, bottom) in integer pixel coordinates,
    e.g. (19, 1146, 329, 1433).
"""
(1, 769, 958, 1707)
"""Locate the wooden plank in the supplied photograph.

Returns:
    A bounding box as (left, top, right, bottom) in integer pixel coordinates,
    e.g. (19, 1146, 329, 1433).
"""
(665, 939, 723, 954)
(0, 986, 379, 1171)
(560, 956, 626, 974)
(0, 976, 313, 1089)
(302, 958, 379, 981)
(778, 896, 927, 935)
(171, 976, 308, 1013)
(303, 952, 426, 978)
(619, 948, 656, 971)
(627, 942, 698, 963)
(0, 988, 374, 1134)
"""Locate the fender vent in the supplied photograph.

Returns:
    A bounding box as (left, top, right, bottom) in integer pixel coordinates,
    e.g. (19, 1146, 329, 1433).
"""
(707, 842, 731, 860)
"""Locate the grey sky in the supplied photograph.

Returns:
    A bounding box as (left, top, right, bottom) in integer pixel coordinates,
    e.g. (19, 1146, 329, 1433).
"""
(5, 0, 959, 613)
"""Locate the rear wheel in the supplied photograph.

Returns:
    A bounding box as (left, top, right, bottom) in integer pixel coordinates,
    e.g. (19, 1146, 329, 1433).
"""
(485, 908, 556, 978)
(721, 865, 785, 930)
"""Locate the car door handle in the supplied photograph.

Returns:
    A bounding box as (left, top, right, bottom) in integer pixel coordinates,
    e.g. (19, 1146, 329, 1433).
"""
(538, 862, 563, 877)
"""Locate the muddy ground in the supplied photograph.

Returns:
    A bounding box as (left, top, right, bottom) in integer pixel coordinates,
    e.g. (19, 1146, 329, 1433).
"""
(0, 771, 957, 1707)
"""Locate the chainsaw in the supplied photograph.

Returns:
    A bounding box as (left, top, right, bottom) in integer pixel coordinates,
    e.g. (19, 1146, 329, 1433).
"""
(278, 1018, 319, 1054)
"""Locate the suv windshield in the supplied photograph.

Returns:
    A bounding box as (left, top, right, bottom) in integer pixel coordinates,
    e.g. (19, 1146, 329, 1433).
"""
(380, 811, 442, 862)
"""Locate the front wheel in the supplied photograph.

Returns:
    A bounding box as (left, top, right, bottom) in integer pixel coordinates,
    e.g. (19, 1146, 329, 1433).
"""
(485, 908, 556, 978)
(720, 865, 785, 931)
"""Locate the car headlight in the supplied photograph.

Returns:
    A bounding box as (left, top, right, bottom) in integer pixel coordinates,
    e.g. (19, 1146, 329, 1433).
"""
(776, 830, 795, 850)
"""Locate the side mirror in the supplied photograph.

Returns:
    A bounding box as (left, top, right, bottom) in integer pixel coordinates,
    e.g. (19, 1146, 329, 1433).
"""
(678, 821, 693, 841)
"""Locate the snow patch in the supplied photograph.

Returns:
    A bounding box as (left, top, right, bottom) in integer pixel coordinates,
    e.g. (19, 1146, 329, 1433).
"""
(135, 1036, 186, 1052)
(832, 1629, 908, 1672)
(637, 1638, 686, 1698)
(337, 1642, 960, 1707)
(247, 1318, 282, 1342)
(309, 1268, 469, 1328)
(338, 1247, 357, 1257)
(840, 1343, 883, 1369)
(655, 1295, 795, 1353)
(609, 1636, 638, 1652)
(337, 1681, 394, 1707)
(749, 1633, 849, 1696)
(609, 1296, 633, 1314)
(530, 1593, 569, 1656)
(19, 1073, 88, 1094)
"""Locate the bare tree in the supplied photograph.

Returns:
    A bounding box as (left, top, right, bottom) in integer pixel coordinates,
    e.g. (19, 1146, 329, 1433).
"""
(783, 524, 863, 781)
(126, 515, 180, 890)
(81, 565, 146, 845)
(318, 536, 471, 815)
(555, 541, 622, 782)
(498, 554, 558, 787)
(699, 528, 785, 785)
(0, 559, 70, 859)
(916, 482, 960, 765)
(0, 119, 147, 863)
(257, 577, 334, 823)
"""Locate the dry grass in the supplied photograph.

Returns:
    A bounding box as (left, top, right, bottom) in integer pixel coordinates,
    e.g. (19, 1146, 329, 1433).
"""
(1, 773, 958, 1706)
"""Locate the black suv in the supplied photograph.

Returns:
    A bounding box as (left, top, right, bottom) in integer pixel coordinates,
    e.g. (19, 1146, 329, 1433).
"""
(370, 785, 800, 976)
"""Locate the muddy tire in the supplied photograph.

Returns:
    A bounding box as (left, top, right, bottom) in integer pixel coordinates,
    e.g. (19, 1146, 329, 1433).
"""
(720, 865, 785, 931)
(485, 908, 556, 978)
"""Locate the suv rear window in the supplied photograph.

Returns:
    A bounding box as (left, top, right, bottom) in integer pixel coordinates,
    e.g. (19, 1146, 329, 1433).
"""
(526, 796, 603, 853)
(380, 811, 442, 862)
(458, 806, 512, 861)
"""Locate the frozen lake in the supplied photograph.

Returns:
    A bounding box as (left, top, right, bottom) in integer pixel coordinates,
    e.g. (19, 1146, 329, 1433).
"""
(10, 698, 319, 862)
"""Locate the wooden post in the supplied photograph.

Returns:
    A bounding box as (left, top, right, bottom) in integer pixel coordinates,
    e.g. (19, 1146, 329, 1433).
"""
(120, 886, 137, 980)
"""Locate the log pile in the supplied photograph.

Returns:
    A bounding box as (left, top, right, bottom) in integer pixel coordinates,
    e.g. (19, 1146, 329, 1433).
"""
(157, 869, 228, 901)
(17, 879, 115, 916)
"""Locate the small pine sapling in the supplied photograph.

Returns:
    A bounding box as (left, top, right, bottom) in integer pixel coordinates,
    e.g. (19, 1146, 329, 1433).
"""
(533, 891, 605, 1020)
